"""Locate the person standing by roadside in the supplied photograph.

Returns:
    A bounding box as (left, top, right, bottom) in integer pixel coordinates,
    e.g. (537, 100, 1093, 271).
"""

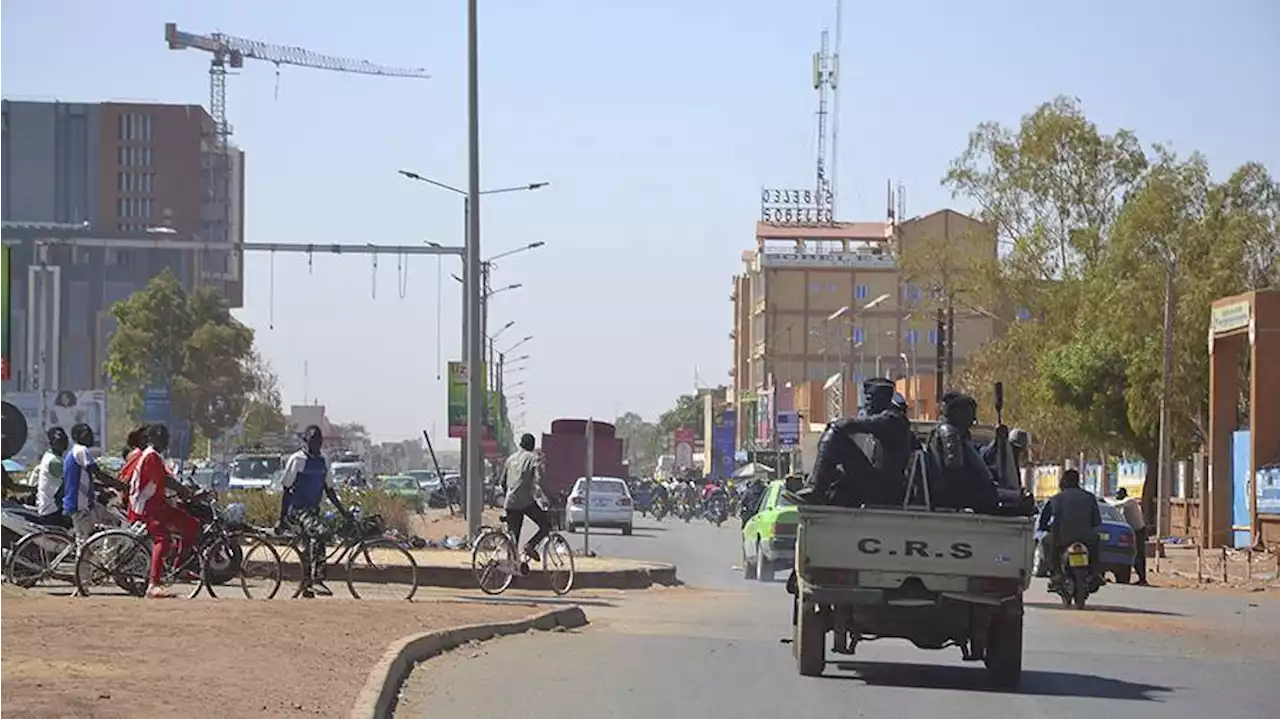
(1111, 488, 1149, 585)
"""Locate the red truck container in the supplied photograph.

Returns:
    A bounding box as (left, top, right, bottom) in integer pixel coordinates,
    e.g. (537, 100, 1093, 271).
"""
(542, 419, 626, 525)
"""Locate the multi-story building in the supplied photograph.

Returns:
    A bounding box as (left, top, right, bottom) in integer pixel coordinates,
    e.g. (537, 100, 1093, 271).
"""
(730, 209, 997, 451)
(1, 99, 244, 392)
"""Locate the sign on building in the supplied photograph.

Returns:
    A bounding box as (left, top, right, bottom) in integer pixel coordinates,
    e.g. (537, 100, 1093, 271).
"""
(760, 188, 833, 226)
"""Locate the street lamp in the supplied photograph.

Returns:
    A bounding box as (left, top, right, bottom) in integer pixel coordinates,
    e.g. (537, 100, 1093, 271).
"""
(400, 169, 549, 536)
(502, 335, 532, 354)
(829, 293, 891, 383)
(492, 321, 515, 339)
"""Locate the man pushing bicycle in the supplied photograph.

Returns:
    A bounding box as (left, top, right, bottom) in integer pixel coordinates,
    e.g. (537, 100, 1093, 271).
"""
(502, 433, 553, 562)
(277, 425, 353, 598)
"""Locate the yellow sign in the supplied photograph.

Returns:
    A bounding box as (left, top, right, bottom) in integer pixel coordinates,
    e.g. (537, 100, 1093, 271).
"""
(1211, 300, 1251, 335)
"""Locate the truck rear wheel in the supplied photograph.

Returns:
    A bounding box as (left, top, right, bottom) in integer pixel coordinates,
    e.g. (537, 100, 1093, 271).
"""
(984, 599, 1023, 689)
(796, 599, 825, 677)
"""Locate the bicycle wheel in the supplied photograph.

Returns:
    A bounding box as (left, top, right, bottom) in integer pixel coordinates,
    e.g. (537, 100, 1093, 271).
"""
(74, 529, 149, 597)
(541, 532, 576, 596)
(7, 530, 75, 588)
(346, 538, 418, 600)
(229, 534, 283, 600)
(163, 540, 209, 600)
(471, 528, 516, 596)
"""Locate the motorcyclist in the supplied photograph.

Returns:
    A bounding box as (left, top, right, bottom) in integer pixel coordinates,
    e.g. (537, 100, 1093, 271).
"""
(926, 392, 1000, 512)
(798, 377, 913, 507)
(32, 427, 72, 529)
(1037, 468, 1102, 587)
(740, 476, 768, 520)
(277, 425, 353, 598)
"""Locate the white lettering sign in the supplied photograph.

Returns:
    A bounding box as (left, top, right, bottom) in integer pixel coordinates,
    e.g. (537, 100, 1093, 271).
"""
(759, 252, 894, 269)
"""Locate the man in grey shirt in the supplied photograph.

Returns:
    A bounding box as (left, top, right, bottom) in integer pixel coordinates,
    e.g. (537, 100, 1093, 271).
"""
(503, 433, 552, 561)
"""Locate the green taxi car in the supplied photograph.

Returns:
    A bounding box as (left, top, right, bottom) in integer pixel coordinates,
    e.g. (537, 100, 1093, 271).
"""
(378, 474, 425, 513)
(741, 480, 798, 581)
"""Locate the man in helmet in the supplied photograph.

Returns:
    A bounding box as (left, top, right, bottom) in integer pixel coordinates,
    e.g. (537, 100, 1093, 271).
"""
(800, 378, 912, 508)
(278, 425, 352, 597)
(927, 392, 1000, 512)
(32, 427, 72, 529)
(981, 427, 1029, 481)
(129, 423, 201, 598)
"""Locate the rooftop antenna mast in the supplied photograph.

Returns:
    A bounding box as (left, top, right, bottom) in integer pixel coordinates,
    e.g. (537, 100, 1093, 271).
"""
(813, 29, 836, 229)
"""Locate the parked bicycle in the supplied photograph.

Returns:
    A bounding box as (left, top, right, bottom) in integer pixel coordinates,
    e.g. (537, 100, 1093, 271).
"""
(470, 514, 575, 596)
(283, 510, 419, 600)
(74, 490, 283, 599)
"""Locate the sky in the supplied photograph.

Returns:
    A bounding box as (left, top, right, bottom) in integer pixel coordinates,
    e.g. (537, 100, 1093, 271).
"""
(3, 0, 1277, 443)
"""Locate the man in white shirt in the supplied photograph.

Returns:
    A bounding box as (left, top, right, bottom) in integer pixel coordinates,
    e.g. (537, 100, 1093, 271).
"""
(32, 427, 72, 529)
(1111, 488, 1148, 585)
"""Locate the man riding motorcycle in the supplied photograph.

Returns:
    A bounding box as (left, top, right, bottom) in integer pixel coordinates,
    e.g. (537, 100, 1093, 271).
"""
(797, 377, 913, 508)
(1037, 468, 1102, 589)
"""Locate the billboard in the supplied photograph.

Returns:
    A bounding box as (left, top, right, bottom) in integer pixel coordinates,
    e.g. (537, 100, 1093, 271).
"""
(5, 390, 108, 464)
(446, 361, 489, 439)
(673, 427, 695, 470)
(711, 410, 736, 479)
(776, 411, 800, 447)
(1, 246, 10, 380)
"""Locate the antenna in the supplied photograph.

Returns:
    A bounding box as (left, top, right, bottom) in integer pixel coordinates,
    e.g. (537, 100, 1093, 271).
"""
(813, 28, 836, 225)
(897, 181, 907, 223)
(887, 179, 895, 222)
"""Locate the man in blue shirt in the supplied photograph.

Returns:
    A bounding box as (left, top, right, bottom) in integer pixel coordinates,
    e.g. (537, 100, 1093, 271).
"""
(277, 425, 351, 597)
(62, 423, 124, 542)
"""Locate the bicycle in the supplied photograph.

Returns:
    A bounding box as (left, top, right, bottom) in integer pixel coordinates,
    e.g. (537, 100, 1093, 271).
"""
(74, 491, 283, 599)
(470, 513, 575, 596)
(5, 496, 129, 590)
(283, 510, 419, 600)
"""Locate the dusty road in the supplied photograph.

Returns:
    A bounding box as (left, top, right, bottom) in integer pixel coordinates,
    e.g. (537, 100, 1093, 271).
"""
(397, 515, 1280, 719)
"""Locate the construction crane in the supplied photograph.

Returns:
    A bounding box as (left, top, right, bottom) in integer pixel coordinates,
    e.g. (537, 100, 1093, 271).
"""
(163, 22, 431, 244)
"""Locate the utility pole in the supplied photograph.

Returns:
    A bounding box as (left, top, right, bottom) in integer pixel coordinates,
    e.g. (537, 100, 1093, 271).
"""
(464, 0, 486, 541)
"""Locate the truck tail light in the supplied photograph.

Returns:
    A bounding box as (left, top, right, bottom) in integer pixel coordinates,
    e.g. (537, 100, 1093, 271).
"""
(616, 497, 632, 507)
(773, 521, 797, 536)
(570, 496, 585, 506)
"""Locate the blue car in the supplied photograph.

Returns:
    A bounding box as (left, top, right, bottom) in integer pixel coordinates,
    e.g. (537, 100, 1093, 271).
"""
(1033, 499, 1138, 583)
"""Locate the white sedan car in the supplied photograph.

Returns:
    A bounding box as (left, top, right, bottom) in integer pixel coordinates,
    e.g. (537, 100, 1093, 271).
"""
(564, 476, 634, 536)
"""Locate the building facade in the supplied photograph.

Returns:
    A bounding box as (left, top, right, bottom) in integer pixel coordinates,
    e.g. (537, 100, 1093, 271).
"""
(1, 100, 244, 393)
(730, 209, 998, 450)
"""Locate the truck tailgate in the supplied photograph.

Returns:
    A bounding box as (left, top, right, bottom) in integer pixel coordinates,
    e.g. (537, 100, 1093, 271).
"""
(798, 506, 1034, 580)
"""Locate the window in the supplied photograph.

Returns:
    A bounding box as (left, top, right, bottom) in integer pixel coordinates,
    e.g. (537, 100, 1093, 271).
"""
(855, 284, 868, 300)
(1016, 307, 1032, 321)
(928, 328, 939, 345)
(905, 284, 921, 303)
(808, 281, 821, 294)
(119, 113, 154, 142)
(142, 172, 154, 193)
(905, 328, 920, 346)
(827, 282, 837, 294)
(106, 248, 131, 267)
(853, 326, 865, 344)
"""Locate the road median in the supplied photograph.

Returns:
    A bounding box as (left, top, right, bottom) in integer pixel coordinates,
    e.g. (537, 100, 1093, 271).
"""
(267, 547, 680, 590)
(350, 605, 589, 719)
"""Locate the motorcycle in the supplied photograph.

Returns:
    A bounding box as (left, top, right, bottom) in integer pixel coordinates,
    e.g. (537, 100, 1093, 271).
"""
(650, 495, 669, 521)
(1053, 541, 1101, 609)
(705, 495, 729, 527)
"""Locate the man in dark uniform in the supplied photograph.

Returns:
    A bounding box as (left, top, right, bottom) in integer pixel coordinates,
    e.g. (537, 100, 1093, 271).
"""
(800, 378, 913, 508)
(927, 391, 1001, 513)
(1038, 468, 1102, 585)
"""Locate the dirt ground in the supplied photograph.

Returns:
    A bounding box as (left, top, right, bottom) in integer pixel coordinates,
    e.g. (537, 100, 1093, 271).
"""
(0, 585, 539, 718)
(1148, 546, 1280, 592)
(408, 507, 503, 542)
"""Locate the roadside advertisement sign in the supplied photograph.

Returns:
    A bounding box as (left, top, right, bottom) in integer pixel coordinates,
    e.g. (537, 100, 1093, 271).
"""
(776, 411, 800, 447)
(673, 427, 695, 470)
(446, 361, 488, 438)
(711, 410, 736, 479)
(5, 390, 108, 464)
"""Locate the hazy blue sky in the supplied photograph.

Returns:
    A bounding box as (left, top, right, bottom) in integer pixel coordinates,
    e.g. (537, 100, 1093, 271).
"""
(3, 0, 1277, 442)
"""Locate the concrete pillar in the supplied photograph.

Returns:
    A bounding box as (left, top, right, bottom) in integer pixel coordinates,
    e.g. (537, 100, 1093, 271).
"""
(1207, 334, 1240, 548)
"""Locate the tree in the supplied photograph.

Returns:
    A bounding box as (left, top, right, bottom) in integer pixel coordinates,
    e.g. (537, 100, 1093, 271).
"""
(241, 352, 288, 445)
(658, 394, 704, 439)
(105, 269, 256, 442)
(615, 411, 663, 474)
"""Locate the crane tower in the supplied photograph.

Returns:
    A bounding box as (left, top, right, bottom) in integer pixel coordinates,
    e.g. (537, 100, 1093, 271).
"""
(163, 23, 431, 245)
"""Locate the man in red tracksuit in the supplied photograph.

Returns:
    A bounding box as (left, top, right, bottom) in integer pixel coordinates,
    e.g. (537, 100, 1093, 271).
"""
(128, 424, 199, 599)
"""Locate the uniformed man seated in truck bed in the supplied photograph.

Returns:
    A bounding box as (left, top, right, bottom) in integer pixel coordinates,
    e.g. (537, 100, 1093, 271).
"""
(925, 391, 1002, 513)
(797, 378, 912, 508)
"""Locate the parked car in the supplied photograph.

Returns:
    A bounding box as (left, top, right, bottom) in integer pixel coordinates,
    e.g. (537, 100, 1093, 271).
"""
(406, 469, 440, 492)
(1033, 499, 1137, 583)
(740, 479, 798, 582)
(190, 466, 231, 495)
(377, 474, 425, 513)
(564, 476, 633, 535)
(229, 453, 283, 491)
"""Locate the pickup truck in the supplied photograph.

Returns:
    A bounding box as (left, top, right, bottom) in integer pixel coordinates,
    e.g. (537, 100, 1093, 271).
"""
(790, 396, 1034, 688)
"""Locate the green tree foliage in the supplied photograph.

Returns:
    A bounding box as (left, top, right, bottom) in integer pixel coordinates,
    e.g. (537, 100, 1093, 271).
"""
(615, 411, 663, 475)
(658, 394, 704, 438)
(106, 269, 256, 441)
(241, 352, 288, 445)
(949, 97, 1278, 509)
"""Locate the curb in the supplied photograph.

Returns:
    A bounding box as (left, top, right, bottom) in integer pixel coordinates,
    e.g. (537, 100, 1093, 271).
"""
(266, 561, 679, 590)
(350, 605, 590, 719)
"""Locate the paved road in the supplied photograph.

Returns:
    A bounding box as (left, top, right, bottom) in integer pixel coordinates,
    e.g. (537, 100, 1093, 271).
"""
(398, 515, 1280, 719)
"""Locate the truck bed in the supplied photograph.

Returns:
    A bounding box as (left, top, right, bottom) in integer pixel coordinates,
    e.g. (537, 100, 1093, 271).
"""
(797, 505, 1035, 582)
